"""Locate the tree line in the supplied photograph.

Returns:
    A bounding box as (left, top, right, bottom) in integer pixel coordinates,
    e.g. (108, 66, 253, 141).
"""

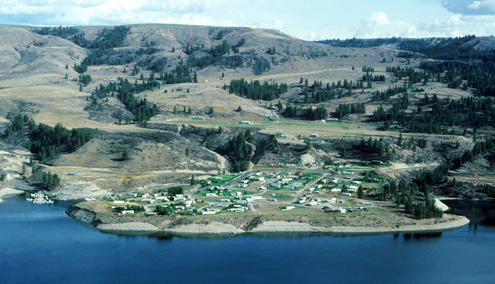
(4, 114, 91, 162)
(334, 103, 366, 119)
(228, 79, 288, 101)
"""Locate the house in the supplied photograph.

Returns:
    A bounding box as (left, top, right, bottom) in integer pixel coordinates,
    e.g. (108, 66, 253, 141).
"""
(342, 193, 352, 197)
(348, 185, 359, 192)
(331, 188, 341, 193)
(206, 193, 218, 197)
(281, 206, 295, 211)
(121, 210, 134, 215)
(201, 208, 219, 215)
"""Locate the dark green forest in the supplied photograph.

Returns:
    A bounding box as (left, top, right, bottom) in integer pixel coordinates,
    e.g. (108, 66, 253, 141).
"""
(4, 114, 91, 162)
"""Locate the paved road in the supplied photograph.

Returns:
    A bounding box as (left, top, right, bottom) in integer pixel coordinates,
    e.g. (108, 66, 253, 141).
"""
(289, 174, 328, 204)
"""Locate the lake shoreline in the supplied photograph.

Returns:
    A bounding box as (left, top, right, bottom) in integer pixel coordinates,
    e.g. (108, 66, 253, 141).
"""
(67, 202, 470, 237)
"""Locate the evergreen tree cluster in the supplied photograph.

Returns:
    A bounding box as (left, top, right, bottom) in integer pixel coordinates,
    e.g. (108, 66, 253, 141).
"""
(4, 115, 91, 162)
(220, 131, 253, 172)
(155, 205, 174, 215)
(78, 74, 92, 86)
(228, 79, 288, 101)
(91, 75, 160, 124)
(74, 26, 131, 72)
(90, 26, 130, 50)
(318, 38, 401, 48)
(397, 35, 490, 61)
(4, 114, 30, 136)
(188, 40, 230, 69)
(386, 66, 432, 86)
(42, 171, 61, 190)
(167, 186, 184, 196)
(356, 137, 387, 157)
(380, 179, 443, 219)
(362, 72, 385, 83)
(334, 103, 366, 119)
(375, 95, 495, 134)
(34, 26, 80, 39)
(157, 63, 195, 84)
(372, 86, 408, 101)
(282, 104, 328, 120)
(420, 61, 495, 96)
(29, 123, 91, 162)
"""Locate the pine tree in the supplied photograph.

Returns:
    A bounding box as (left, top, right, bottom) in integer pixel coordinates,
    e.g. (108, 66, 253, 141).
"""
(122, 148, 129, 161)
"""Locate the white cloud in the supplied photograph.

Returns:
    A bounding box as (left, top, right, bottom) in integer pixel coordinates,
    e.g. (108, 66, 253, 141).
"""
(0, 0, 216, 26)
(354, 12, 417, 38)
(441, 0, 495, 15)
(421, 14, 495, 37)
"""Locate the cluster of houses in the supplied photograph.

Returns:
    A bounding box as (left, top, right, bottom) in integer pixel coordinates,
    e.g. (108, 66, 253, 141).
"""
(322, 206, 367, 214)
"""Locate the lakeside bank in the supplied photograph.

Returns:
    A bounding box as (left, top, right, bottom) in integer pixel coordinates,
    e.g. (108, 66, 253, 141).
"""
(66, 202, 470, 236)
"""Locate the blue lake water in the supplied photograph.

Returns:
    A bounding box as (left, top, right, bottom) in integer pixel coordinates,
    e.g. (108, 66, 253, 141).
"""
(1, 197, 495, 284)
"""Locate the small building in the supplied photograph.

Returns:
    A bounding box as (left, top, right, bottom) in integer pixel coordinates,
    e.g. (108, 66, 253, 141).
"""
(310, 133, 319, 137)
(240, 121, 251, 125)
(281, 206, 295, 211)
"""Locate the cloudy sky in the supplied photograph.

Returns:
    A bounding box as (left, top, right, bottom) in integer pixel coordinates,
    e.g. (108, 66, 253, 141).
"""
(1, 0, 494, 40)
